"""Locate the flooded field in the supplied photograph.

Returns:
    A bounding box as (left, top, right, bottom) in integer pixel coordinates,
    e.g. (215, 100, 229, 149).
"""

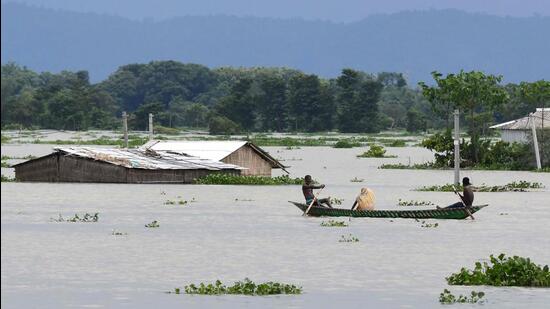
(2, 137, 549, 308)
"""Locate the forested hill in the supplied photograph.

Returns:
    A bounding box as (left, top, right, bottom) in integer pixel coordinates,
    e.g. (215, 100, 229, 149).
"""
(2, 3, 549, 83)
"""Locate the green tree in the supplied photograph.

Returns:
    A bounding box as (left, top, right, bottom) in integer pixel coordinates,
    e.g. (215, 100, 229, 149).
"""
(336, 69, 383, 133)
(256, 75, 288, 131)
(419, 70, 509, 163)
(214, 78, 255, 131)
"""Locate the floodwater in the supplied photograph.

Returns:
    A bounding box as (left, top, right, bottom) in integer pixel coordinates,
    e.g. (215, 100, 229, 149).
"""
(2, 140, 550, 308)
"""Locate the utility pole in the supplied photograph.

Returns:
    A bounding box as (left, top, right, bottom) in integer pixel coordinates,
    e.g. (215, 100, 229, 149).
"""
(530, 113, 542, 169)
(454, 109, 460, 186)
(149, 113, 154, 141)
(122, 111, 128, 148)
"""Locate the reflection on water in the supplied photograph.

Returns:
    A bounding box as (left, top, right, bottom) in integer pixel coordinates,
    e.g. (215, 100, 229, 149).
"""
(1, 144, 549, 308)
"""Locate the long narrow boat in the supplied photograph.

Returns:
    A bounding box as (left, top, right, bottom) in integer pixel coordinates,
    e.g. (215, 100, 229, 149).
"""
(289, 201, 488, 220)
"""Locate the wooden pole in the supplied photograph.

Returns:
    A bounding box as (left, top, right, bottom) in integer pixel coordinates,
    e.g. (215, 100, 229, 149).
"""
(148, 113, 154, 141)
(531, 113, 542, 169)
(122, 111, 128, 148)
(454, 109, 460, 186)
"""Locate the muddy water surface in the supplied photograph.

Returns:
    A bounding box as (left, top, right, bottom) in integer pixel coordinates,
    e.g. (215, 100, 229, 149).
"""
(2, 144, 549, 308)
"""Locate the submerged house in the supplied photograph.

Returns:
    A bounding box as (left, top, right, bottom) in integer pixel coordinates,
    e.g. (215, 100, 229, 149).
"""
(490, 108, 550, 143)
(13, 147, 243, 183)
(13, 141, 286, 183)
(145, 140, 286, 176)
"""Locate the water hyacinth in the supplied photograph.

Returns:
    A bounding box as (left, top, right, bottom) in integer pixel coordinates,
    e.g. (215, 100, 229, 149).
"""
(320, 220, 348, 227)
(439, 289, 485, 304)
(179, 278, 302, 295)
(195, 174, 303, 185)
(51, 213, 99, 222)
(447, 254, 550, 287)
(415, 181, 544, 192)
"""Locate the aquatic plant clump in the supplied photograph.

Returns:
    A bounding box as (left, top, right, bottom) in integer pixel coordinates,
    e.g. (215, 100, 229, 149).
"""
(51, 213, 99, 222)
(333, 139, 361, 148)
(339, 234, 359, 242)
(439, 289, 486, 304)
(446, 254, 550, 287)
(356, 144, 396, 158)
(397, 199, 437, 206)
(145, 220, 160, 228)
(320, 220, 348, 227)
(179, 278, 302, 296)
(1, 174, 16, 182)
(194, 174, 303, 185)
(415, 181, 544, 192)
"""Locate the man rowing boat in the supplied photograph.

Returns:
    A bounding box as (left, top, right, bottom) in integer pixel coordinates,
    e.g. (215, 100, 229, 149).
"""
(302, 175, 332, 208)
(442, 177, 474, 209)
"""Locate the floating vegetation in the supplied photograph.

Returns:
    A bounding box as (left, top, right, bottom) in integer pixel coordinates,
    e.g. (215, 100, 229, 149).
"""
(235, 198, 254, 202)
(1, 134, 10, 144)
(330, 197, 344, 205)
(339, 234, 360, 242)
(164, 200, 176, 205)
(145, 220, 160, 228)
(357, 145, 397, 158)
(176, 278, 302, 296)
(1, 161, 10, 168)
(415, 181, 544, 192)
(195, 174, 302, 185)
(28, 136, 148, 147)
(419, 220, 439, 228)
(285, 146, 301, 150)
(1, 175, 15, 182)
(1, 155, 37, 160)
(379, 162, 437, 169)
(333, 139, 361, 148)
(111, 229, 127, 236)
(439, 289, 486, 304)
(350, 177, 364, 182)
(446, 254, 550, 287)
(320, 220, 348, 227)
(383, 140, 407, 147)
(397, 199, 437, 206)
(51, 213, 99, 222)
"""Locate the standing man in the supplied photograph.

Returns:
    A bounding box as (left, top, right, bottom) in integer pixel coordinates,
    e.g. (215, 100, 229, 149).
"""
(302, 175, 332, 208)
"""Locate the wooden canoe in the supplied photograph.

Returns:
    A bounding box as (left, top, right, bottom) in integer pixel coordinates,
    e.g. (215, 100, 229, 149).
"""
(289, 201, 488, 220)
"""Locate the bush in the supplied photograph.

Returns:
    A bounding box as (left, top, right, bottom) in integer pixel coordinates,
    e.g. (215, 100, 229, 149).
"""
(447, 254, 550, 287)
(208, 116, 241, 135)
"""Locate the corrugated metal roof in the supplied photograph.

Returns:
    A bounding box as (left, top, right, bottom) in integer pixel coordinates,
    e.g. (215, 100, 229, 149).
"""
(54, 147, 244, 170)
(144, 140, 248, 161)
(490, 108, 550, 130)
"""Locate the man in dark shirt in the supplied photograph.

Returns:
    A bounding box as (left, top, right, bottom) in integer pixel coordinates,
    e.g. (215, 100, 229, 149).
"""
(445, 177, 474, 208)
(302, 175, 332, 208)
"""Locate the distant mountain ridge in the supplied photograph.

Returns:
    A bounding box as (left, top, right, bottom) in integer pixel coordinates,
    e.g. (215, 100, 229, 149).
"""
(2, 2, 549, 83)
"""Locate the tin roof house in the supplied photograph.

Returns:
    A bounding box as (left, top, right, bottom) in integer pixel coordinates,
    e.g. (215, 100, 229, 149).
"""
(13, 141, 286, 183)
(490, 108, 550, 143)
(144, 140, 286, 176)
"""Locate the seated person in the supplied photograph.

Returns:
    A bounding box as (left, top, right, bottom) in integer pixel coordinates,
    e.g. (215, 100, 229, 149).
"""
(302, 175, 332, 208)
(351, 187, 376, 211)
(443, 177, 474, 209)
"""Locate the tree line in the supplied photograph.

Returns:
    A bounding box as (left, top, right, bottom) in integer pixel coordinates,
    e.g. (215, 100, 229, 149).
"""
(1, 61, 548, 135)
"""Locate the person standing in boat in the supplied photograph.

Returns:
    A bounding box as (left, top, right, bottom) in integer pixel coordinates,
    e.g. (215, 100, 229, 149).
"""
(302, 175, 332, 208)
(444, 177, 474, 208)
(351, 187, 375, 211)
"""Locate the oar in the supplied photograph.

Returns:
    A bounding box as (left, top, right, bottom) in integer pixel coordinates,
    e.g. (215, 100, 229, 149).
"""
(454, 187, 475, 220)
(303, 187, 324, 216)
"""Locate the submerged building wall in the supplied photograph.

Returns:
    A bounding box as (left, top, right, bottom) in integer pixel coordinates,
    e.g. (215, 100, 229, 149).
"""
(222, 145, 272, 176)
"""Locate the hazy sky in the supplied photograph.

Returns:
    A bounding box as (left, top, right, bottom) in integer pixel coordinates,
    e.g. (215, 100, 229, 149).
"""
(5, 0, 550, 21)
